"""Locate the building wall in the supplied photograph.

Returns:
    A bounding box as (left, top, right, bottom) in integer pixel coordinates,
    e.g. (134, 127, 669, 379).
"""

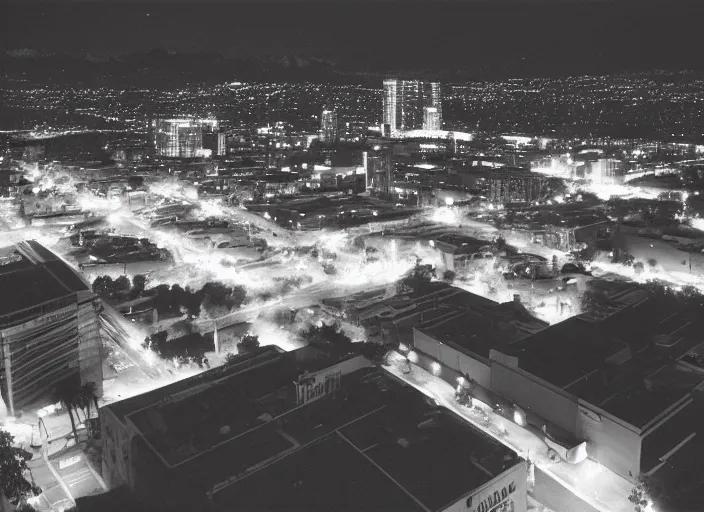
(76, 297, 103, 397)
(1, 302, 81, 414)
(490, 361, 579, 434)
(413, 329, 491, 388)
(442, 460, 527, 512)
(101, 407, 132, 489)
(575, 401, 642, 481)
(533, 467, 600, 512)
(490, 361, 646, 481)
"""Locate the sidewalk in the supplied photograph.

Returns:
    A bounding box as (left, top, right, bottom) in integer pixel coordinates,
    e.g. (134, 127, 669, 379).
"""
(383, 351, 633, 512)
(26, 453, 73, 512)
(49, 442, 106, 501)
(4, 411, 106, 511)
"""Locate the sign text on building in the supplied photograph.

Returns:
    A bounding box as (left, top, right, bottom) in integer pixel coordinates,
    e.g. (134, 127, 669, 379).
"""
(296, 369, 342, 405)
(466, 481, 516, 512)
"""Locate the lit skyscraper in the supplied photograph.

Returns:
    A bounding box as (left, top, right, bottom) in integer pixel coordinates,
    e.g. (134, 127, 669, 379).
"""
(153, 119, 218, 158)
(217, 132, 227, 156)
(363, 148, 394, 195)
(423, 107, 441, 131)
(383, 79, 442, 134)
(320, 109, 339, 143)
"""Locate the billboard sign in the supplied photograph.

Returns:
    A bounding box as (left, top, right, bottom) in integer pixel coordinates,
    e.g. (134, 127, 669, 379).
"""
(296, 368, 342, 405)
(466, 481, 517, 512)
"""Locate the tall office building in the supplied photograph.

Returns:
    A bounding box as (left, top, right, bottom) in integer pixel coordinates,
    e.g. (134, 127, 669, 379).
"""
(383, 79, 442, 134)
(153, 119, 219, 158)
(319, 109, 339, 144)
(0, 241, 103, 415)
(217, 132, 227, 156)
(423, 107, 441, 131)
(363, 148, 394, 195)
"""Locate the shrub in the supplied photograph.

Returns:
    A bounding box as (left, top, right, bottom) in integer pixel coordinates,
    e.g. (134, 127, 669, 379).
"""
(237, 333, 260, 354)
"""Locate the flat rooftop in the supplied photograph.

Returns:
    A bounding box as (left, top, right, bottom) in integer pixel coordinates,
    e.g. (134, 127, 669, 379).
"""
(597, 363, 704, 429)
(418, 303, 548, 360)
(505, 298, 704, 429)
(211, 370, 521, 512)
(105, 346, 285, 423)
(347, 284, 517, 346)
(0, 240, 90, 320)
(435, 233, 491, 252)
(124, 345, 345, 467)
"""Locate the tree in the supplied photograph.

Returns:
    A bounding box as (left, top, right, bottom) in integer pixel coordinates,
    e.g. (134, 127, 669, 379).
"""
(237, 333, 260, 355)
(647, 258, 658, 268)
(54, 377, 81, 443)
(131, 274, 147, 297)
(150, 284, 173, 315)
(629, 477, 654, 512)
(0, 430, 37, 507)
(230, 285, 247, 310)
(200, 296, 230, 319)
(359, 342, 390, 365)
(300, 322, 353, 351)
(113, 275, 131, 298)
(442, 270, 456, 283)
(183, 286, 201, 317)
(579, 289, 613, 317)
(200, 282, 232, 307)
(74, 382, 100, 420)
(92, 275, 115, 299)
(170, 284, 187, 314)
(401, 258, 436, 292)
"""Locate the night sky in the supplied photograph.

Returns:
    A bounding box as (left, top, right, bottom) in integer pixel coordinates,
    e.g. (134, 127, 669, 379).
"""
(4, 0, 704, 78)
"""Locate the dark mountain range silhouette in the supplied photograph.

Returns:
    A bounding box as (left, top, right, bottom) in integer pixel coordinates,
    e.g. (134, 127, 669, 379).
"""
(1, 49, 361, 87)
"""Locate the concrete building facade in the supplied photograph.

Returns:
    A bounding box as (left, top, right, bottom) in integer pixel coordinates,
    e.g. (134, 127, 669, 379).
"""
(0, 241, 103, 416)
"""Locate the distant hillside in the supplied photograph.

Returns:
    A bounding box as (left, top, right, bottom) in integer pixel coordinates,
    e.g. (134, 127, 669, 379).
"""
(0, 49, 368, 87)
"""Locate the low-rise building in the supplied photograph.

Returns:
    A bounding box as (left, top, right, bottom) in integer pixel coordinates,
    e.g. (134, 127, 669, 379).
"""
(100, 344, 528, 512)
(488, 298, 704, 482)
(488, 168, 546, 204)
(431, 234, 496, 273)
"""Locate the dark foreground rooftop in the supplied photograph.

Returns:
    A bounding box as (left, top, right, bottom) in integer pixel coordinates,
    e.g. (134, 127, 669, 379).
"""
(503, 297, 704, 430)
(0, 240, 91, 320)
(210, 370, 521, 512)
(116, 346, 522, 512)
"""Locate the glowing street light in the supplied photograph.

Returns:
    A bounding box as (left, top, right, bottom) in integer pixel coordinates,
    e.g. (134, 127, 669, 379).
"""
(430, 361, 442, 375)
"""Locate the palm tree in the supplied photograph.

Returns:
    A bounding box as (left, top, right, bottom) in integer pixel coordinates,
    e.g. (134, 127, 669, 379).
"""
(57, 392, 79, 444)
(74, 382, 100, 420)
(54, 378, 81, 443)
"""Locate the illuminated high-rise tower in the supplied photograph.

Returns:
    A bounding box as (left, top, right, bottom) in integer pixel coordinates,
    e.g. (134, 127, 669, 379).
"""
(217, 132, 227, 156)
(423, 107, 441, 131)
(320, 109, 339, 143)
(383, 79, 442, 134)
(153, 118, 218, 158)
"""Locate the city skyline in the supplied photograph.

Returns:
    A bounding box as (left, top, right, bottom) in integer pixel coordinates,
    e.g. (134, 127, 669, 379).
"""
(383, 79, 443, 133)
